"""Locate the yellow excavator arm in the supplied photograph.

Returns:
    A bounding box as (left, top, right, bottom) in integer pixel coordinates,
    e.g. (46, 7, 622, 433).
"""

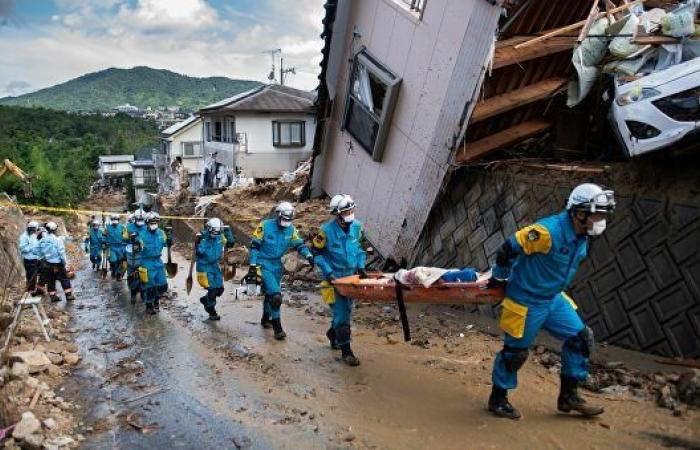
(0, 159, 33, 197)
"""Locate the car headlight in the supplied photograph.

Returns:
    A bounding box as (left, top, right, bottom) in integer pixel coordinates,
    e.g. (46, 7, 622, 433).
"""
(616, 88, 661, 106)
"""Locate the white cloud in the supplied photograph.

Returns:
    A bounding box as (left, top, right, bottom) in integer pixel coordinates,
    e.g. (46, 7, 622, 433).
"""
(0, 0, 325, 97)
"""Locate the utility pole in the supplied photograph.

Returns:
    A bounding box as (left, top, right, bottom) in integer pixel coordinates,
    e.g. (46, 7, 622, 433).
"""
(263, 48, 281, 83)
(279, 58, 296, 86)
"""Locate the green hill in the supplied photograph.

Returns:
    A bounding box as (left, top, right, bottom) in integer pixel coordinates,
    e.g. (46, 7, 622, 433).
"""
(0, 66, 263, 112)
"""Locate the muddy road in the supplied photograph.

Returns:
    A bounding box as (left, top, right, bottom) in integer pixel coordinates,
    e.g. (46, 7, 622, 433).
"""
(60, 249, 699, 450)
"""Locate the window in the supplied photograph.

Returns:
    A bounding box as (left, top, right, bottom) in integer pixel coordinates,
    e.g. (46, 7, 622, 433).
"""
(214, 121, 222, 142)
(182, 142, 201, 157)
(272, 121, 306, 147)
(343, 50, 401, 161)
(396, 0, 426, 17)
(205, 122, 211, 142)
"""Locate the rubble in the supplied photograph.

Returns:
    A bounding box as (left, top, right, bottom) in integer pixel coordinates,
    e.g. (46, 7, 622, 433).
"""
(677, 369, 700, 407)
(10, 351, 52, 374)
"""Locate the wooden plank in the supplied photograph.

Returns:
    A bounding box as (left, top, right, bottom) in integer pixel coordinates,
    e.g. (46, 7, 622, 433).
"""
(471, 77, 567, 123)
(494, 35, 577, 69)
(514, 0, 647, 49)
(578, 1, 600, 43)
(456, 120, 551, 164)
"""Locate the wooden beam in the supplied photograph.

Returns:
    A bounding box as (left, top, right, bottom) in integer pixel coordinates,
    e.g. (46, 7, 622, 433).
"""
(456, 120, 551, 164)
(494, 35, 576, 69)
(632, 35, 681, 45)
(514, 0, 647, 49)
(471, 77, 567, 123)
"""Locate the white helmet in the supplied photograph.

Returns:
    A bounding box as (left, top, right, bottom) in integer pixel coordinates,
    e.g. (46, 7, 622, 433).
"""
(133, 210, 146, 222)
(110, 214, 120, 221)
(566, 183, 615, 214)
(336, 195, 355, 214)
(207, 217, 223, 234)
(27, 221, 39, 230)
(329, 194, 344, 215)
(92, 219, 101, 226)
(46, 221, 58, 232)
(146, 212, 161, 223)
(275, 201, 295, 221)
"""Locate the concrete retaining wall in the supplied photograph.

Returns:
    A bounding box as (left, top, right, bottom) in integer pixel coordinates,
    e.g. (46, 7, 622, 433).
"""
(415, 163, 700, 358)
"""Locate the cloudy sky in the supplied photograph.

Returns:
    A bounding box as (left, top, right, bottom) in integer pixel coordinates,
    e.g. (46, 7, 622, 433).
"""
(0, 0, 326, 98)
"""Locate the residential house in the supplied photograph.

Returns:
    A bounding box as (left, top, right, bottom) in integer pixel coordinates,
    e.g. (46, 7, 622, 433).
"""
(311, 0, 501, 263)
(130, 146, 160, 206)
(159, 115, 203, 192)
(198, 84, 316, 182)
(97, 155, 134, 187)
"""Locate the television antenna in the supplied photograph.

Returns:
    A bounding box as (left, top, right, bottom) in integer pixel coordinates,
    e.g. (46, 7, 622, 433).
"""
(263, 48, 281, 83)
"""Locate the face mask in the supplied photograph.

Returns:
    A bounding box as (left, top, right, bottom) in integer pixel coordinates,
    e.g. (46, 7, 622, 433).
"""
(136, 220, 145, 227)
(279, 219, 292, 228)
(112, 220, 119, 225)
(587, 219, 606, 236)
(149, 224, 158, 231)
(342, 214, 355, 224)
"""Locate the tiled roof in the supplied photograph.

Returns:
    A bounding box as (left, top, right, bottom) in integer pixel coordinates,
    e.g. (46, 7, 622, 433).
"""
(199, 84, 315, 114)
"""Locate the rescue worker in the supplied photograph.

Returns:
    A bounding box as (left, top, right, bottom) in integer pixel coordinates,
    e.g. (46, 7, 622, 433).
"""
(487, 183, 615, 420)
(137, 212, 172, 315)
(19, 221, 41, 294)
(84, 220, 104, 271)
(196, 217, 235, 320)
(39, 222, 75, 302)
(312, 195, 367, 366)
(247, 201, 313, 340)
(126, 210, 147, 304)
(104, 214, 128, 280)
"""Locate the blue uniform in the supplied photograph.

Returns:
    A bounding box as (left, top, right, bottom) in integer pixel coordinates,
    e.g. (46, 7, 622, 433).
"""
(104, 223, 128, 278)
(312, 219, 366, 346)
(196, 228, 234, 309)
(84, 227, 105, 268)
(249, 219, 311, 320)
(39, 233, 73, 297)
(137, 227, 171, 306)
(491, 211, 589, 390)
(126, 222, 146, 299)
(19, 231, 41, 292)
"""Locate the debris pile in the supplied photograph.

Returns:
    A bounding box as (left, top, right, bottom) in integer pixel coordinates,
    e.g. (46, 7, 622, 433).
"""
(565, 0, 700, 106)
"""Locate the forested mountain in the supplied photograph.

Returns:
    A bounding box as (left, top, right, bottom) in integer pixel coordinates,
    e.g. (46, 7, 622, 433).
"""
(0, 66, 262, 112)
(0, 106, 157, 205)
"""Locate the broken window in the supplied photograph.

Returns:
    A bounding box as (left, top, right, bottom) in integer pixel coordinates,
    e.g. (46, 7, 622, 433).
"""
(273, 121, 306, 147)
(343, 50, 401, 162)
(205, 122, 211, 142)
(214, 121, 222, 142)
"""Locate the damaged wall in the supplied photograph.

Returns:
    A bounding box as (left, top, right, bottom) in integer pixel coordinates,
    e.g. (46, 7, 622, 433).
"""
(415, 160, 700, 359)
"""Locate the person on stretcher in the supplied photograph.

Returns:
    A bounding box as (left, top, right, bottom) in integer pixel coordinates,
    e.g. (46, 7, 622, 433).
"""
(393, 266, 487, 288)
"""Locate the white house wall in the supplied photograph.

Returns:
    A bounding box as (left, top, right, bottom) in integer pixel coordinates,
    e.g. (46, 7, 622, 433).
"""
(165, 121, 203, 174)
(235, 113, 316, 155)
(317, 0, 500, 261)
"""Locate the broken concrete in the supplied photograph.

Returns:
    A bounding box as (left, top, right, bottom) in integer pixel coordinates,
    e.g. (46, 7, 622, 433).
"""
(10, 351, 52, 374)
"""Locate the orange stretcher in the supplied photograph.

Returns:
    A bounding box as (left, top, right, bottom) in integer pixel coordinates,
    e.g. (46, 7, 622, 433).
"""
(332, 273, 504, 342)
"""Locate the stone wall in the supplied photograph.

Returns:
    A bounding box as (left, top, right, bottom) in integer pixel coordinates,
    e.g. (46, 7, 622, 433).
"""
(0, 196, 26, 287)
(415, 161, 700, 359)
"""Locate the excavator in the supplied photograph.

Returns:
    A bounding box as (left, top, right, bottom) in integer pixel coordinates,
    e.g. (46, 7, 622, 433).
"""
(0, 159, 32, 197)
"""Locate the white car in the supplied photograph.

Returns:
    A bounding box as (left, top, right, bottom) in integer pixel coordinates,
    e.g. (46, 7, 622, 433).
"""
(610, 57, 700, 158)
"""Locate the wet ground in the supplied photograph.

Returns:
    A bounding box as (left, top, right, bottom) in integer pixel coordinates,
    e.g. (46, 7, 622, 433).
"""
(58, 249, 700, 450)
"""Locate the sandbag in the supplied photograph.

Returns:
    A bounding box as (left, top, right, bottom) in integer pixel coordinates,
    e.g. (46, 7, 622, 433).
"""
(662, 3, 697, 38)
(609, 14, 641, 57)
(568, 18, 610, 107)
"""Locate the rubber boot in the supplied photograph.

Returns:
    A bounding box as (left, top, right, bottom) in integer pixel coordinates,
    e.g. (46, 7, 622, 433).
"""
(130, 293, 137, 305)
(558, 376, 604, 416)
(154, 297, 160, 312)
(271, 318, 286, 340)
(340, 344, 360, 366)
(50, 294, 61, 303)
(145, 304, 156, 315)
(326, 328, 340, 350)
(488, 386, 521, 419)
(65, 292, 75, 302)
(206, 306, 221, 321)
(260, 312, 272, 329)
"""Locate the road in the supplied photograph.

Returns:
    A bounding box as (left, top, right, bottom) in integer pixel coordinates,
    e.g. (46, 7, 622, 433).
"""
(57, 248, 700, 450)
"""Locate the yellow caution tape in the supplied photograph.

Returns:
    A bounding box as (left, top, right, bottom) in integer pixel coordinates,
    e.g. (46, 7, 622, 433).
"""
(0, 200, 259, 223)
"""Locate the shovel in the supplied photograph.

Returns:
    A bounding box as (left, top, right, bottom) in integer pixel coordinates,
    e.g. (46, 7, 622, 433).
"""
(185, 237, 198, 295)
(165, 245, 178, 278)
(100, 247, 109, 280)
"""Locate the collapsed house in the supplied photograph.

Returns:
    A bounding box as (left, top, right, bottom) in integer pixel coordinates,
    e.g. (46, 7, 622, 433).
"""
(311, 0, 700, 358)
